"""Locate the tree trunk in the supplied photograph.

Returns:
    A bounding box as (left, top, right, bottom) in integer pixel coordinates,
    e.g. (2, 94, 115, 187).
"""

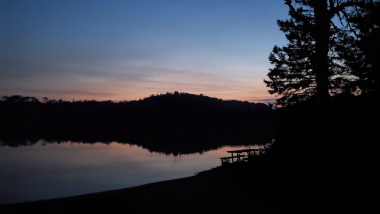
(313, 0, 330, 109)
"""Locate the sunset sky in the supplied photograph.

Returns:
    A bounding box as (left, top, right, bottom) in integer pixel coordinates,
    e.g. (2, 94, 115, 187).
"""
(1, 0, 288, 103)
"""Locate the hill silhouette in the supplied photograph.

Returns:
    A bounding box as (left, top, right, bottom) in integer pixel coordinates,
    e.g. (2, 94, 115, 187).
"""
(0, 92, 277, 154)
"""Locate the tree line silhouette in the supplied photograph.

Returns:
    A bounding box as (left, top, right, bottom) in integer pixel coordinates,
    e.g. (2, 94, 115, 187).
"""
(0, 92, 277, 155)
(265, 0, 379, 107)
(259, 1, 379, 212)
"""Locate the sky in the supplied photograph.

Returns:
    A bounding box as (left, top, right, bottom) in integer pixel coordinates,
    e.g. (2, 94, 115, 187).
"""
(0, 0, 289, 103)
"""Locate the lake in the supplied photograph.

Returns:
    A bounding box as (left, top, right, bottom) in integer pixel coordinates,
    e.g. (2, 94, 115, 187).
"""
(0, 140, 266, 205)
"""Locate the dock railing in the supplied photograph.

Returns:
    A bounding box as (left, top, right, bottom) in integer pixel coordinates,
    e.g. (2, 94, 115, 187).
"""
(220, 148, 265, 165)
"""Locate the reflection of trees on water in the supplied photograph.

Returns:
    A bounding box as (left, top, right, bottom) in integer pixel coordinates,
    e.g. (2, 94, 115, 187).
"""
(171, 155, 183, 165)
(0, 138, 271, 156)
(0, 92, 277, 155)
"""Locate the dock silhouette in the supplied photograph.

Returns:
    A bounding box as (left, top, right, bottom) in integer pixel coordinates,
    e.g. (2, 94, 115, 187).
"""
(220, 148, 265, 165)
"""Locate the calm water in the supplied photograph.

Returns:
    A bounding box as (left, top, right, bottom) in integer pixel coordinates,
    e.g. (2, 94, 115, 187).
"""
(0, 140, 265, 205)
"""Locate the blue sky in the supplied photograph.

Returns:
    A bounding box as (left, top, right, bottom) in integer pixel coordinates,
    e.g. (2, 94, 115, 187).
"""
(0, 0, 288, 102)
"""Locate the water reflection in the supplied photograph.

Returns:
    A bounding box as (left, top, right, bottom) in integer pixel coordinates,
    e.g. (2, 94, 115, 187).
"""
(0, 138, 270, 156)
(0, 140, 266, 205)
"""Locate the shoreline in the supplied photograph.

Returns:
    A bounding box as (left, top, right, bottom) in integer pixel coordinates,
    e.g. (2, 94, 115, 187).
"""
(2, 151, 378, 213)
(0, 163, 281, 213)
(0, 175, 194, 207)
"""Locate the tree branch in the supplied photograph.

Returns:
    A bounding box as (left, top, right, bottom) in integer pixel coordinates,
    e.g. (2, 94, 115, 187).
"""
(330, 0, 366, 18)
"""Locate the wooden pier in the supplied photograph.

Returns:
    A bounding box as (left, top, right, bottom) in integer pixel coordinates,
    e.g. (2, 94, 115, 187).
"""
(220, 148, 264, 165)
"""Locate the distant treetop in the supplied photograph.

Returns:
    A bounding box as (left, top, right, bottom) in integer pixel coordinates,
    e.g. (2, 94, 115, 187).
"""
(0, 92, 272, 110)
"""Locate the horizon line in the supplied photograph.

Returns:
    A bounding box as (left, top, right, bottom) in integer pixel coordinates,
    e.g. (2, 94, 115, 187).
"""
(1, 91, 276, 104)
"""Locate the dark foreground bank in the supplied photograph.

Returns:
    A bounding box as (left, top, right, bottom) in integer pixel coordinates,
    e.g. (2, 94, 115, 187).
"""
(2, 158, 378, 214)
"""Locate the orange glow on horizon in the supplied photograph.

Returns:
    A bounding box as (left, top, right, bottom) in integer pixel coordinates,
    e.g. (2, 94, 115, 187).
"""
(18, 90, 275, 104)
(2, 72, 275, 103)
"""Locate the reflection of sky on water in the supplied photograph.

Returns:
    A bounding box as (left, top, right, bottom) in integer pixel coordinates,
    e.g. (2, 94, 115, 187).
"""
(0, 141, 265, 205)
